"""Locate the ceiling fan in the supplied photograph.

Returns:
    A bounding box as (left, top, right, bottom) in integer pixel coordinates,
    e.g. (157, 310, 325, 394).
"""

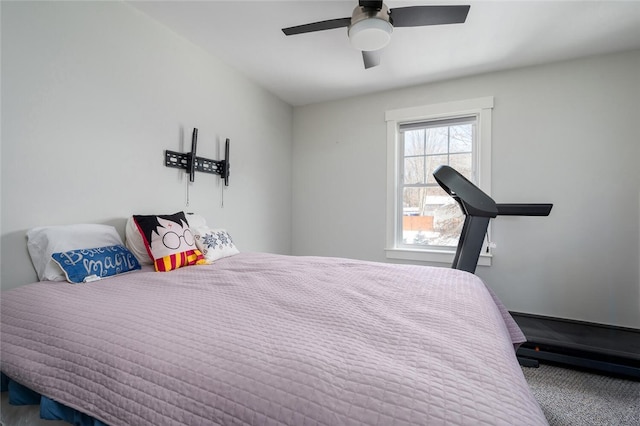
(282, 1, 470, 69)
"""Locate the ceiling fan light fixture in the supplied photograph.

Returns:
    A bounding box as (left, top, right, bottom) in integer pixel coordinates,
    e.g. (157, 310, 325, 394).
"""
(348, 18, 393, 51)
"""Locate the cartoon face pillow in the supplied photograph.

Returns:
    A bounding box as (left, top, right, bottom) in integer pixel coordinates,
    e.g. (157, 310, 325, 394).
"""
(133, 212, 205, 272)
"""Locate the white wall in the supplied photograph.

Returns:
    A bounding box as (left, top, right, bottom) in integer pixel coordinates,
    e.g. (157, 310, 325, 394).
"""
(1, 1, 293, 288)
(292, 50, 640, 328)
(2, 2, 638, 329)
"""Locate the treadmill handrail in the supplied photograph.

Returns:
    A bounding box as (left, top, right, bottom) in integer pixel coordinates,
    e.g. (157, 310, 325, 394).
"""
(496, 204, 553, 216)
(433, 165, 553, 274)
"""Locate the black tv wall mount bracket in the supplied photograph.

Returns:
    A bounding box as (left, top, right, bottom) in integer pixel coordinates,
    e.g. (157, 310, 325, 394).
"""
(164, 128, 230, 186)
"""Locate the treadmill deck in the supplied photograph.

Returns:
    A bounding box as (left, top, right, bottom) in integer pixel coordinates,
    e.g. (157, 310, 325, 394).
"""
(511, 312, 640, 379)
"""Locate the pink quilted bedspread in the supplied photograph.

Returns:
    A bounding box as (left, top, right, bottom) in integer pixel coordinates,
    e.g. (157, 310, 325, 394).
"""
(1, 253, 546, 425)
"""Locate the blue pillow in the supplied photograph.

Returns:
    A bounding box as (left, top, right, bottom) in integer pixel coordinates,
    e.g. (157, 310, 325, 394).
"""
(51, 245, 141, 284)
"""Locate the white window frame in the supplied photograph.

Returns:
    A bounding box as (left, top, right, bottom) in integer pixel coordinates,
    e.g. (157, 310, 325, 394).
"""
(385, 97, 494, 265)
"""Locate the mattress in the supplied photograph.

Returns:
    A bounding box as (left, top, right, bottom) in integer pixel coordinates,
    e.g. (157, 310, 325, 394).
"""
(0, 252, 547, 425)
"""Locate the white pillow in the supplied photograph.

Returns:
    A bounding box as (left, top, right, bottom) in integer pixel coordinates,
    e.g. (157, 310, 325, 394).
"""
(124, 216, 153, 265)
(26, 224, 123, 282)
(193, 227, 239, 262)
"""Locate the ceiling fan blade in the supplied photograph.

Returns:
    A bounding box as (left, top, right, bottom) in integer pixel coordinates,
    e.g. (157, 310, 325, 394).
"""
(389, 5, 470, 27)
(362, 50, 382, 69)
(282, 17, 351, 36)
(359, 0, 383, 10)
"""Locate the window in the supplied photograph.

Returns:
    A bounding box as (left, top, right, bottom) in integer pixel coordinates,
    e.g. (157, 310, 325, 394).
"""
(400, 116, 474, 248)
(385, 97, 493, 264)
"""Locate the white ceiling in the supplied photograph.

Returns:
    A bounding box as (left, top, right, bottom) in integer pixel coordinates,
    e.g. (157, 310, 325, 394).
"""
(128, 1, 640, 106)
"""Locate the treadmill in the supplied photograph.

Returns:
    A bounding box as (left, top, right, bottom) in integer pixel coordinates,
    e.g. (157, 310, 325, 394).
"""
(432, 165, 552, 274)
(433, 165, 640, 379)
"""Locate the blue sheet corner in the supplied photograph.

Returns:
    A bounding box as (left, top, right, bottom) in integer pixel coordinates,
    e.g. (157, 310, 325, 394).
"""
(1, 371, 108, 426)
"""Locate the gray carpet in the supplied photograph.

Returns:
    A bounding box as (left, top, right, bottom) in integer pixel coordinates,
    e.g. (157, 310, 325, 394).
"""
(522, 364, 640, 425)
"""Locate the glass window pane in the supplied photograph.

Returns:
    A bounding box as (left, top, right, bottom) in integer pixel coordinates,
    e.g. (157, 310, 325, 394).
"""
(404, 157, 425, 184)
(449, 124, 473, 153)
(402, 187, 427, 215)
(425, 127, 449, 154)
(402, 186, 464, 248)
(449, 153, 472, 179)
(423, 186, 453, 212)
(402, 187, 431, 245)
(426, 154, 449, 184)
(404, 130, 424, 156)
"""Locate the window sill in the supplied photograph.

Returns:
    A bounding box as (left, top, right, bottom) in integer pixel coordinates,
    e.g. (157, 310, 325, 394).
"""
(385, 248, 492, 267)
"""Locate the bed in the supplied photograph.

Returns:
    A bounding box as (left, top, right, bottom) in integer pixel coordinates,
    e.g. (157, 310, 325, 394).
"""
(0, 219, 547, 425)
